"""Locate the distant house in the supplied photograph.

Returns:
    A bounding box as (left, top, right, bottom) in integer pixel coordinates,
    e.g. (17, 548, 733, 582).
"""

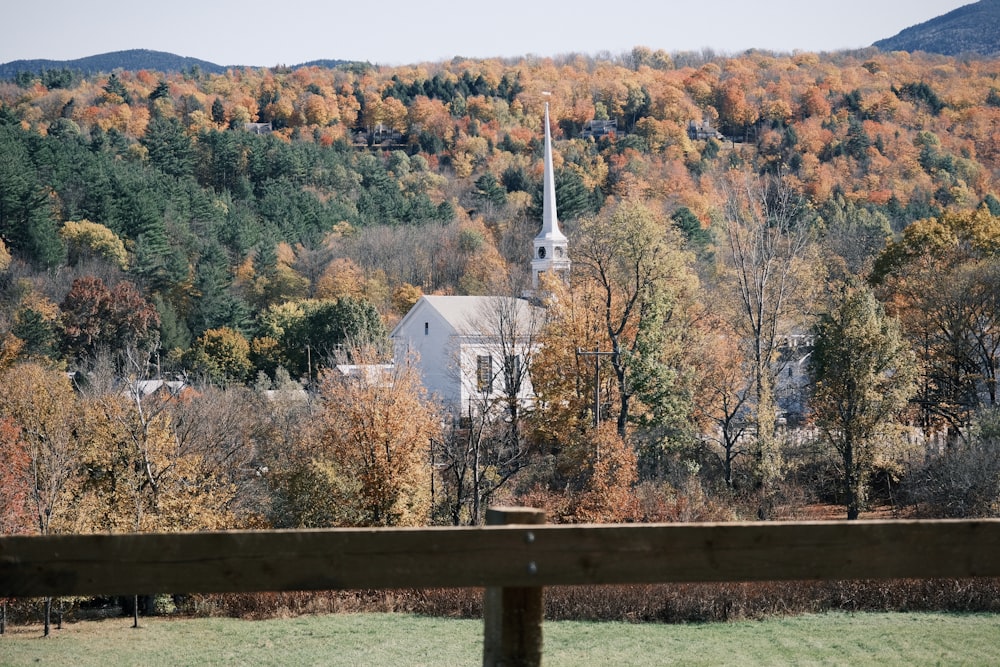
(262, 387, 310, 402)
(353, 123, 404, 149)
(581, 118, 618, 140)
(244, 122, 273, 134)
(775, 333, 815, 426)
(687, 119, 723, 141)
(334, 363, 394, 384)
(123, 378, 191, 402)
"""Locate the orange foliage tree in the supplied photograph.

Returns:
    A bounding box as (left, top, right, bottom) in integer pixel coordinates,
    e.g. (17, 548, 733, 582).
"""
(312, 349, 441, 526)
(0, 418, 32, 534)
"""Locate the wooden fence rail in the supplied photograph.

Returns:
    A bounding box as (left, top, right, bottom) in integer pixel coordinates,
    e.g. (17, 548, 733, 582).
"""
(3, 508, 1000, 665)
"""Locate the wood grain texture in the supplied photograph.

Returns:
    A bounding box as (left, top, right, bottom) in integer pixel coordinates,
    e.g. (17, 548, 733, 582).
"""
(483, 507, 546, 667)
(2, 519, 999, 598)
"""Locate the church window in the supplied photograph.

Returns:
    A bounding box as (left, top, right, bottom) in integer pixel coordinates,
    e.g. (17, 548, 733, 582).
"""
(477, 355, 493, 393)
(424, 322, 429, 335)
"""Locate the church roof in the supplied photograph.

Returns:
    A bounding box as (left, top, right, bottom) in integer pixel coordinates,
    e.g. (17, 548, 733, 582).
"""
(422, 295, 495, 330)
(391, 295, 543, 338)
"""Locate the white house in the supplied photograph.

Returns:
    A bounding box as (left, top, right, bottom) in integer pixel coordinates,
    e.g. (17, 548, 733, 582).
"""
(775, 333, 815, 426)
(390, 102, 566, 418)
(390, 295, 544, 417)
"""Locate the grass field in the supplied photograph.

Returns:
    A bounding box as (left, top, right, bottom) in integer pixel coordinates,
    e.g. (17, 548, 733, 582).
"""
(3, 612, 999, 666)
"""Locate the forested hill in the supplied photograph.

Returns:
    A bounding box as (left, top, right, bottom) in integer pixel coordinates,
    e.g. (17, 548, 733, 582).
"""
(0, 50, 357, 81)
(0, 50, 229, 80)
(874, 0, 1000, 56)
(2, 46, 1000, 389)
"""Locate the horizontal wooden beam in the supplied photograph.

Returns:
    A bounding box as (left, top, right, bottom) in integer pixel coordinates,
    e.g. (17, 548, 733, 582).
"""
(2, 519, 999, 598)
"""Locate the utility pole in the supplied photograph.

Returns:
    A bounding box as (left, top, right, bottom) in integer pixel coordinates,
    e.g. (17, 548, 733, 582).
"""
(576, 345, 613, 428)
(429, 438, 435, 514)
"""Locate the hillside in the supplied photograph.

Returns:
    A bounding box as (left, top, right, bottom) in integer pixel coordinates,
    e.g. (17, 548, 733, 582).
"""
(874, 0, 1000, 56)
(0, 49, 358, 80)
(0, 49, 230, 79)
(1, 47, 999, 536)
(3, 48, 1000, 309)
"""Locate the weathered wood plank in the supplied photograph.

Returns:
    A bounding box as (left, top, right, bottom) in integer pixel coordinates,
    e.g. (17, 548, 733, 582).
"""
(483, 507, 546, 667)
(2, 520, 999, 598)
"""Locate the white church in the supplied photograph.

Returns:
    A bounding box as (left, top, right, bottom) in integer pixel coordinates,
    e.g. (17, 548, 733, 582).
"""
(390, 102, 569, 418)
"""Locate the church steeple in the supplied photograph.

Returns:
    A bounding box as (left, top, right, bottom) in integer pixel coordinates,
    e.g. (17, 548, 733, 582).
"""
(531, 101, 570, 289)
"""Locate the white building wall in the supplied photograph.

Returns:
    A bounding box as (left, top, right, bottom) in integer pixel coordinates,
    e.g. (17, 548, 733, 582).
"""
(457, 337, 537, 417)
(392, 305, 460, 408)
(391, 296, 541, 419)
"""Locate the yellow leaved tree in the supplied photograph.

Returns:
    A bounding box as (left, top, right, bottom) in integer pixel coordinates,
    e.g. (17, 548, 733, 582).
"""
(312, 347, 440, 527)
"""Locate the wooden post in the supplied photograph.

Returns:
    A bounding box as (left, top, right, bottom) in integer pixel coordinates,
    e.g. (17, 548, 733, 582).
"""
(482, 507, 546, 667)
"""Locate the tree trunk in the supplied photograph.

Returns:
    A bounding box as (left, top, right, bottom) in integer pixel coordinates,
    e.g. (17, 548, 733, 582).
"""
(43, 597, 51, 637)
(472, 425, 482, 526)
(844, 441, 860, 521)
(723, 448, 734, 489)
(613, 356, 629, 438)
(616, 389, 629, 439)
(755, 370, 778, 519)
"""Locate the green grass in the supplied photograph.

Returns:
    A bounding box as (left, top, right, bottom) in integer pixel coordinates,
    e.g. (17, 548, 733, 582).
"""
(3, 612, 999, 666)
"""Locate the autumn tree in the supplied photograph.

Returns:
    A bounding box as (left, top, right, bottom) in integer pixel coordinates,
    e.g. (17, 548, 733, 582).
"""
(0, 237, 11, 272)
(719, 168, 817, 517)
(809, 281, 917, 519)
(872, 207, 1000, 441)
(314, 257, 366, 300)
(0, 363, 81, 536)
(164, 384, 271, 523)
(0, 363, 81, 635)
(0, 418, 32, 534)
(310, 348, 440, 526)
(0, 417, 30, 635)
(564, 424, 639, 523)
(75, 353, 243, 625)
(529, 273, 607, 450)
(572, 198, 699, 438)
(59, 276, 161, 365)
(59, 219, 129, 270)
(185, 327, 254, 386)
(391, 282, 423, 317)
(692, 314, 753, 489)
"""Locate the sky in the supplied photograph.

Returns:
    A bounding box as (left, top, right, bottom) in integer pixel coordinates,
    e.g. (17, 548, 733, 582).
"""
(1, 0, 974, 67)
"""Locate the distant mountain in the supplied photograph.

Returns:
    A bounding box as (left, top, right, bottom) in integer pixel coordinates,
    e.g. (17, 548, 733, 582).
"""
(0, 49, 230, 79)
(0, 49, 357, 80)
(874, 0, 1000, 56)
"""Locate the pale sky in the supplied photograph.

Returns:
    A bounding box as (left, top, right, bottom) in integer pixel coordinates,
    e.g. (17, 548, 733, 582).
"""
(1, 0, 973, 67)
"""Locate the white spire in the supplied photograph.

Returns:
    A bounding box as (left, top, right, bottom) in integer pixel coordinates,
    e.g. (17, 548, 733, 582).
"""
(530, 100, 570, 291)
(540, 102, 566, 242)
